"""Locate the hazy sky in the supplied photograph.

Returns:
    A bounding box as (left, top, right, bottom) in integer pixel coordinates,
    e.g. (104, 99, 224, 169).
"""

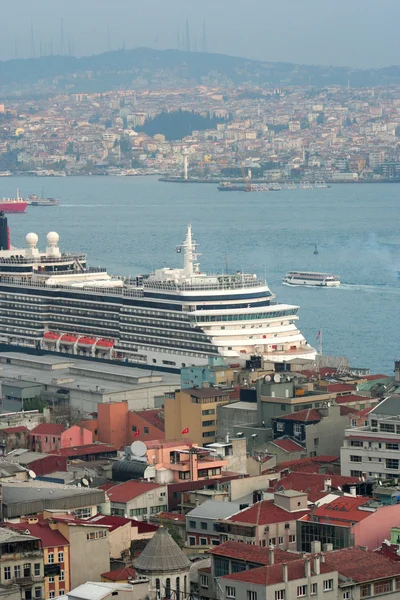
(1, 0, 398, 68)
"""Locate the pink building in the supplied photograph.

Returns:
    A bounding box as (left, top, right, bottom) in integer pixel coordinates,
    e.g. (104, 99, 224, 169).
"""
(145, 439, 228, 482)
(30, 423, 92, 453)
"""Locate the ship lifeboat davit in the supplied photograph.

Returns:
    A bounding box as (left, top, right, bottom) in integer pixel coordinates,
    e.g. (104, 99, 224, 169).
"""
(60, 333, 79, 345)
(77, 336, 96, 348)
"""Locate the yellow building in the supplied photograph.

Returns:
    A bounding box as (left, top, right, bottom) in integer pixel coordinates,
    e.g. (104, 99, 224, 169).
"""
(164, 388, 230, 444)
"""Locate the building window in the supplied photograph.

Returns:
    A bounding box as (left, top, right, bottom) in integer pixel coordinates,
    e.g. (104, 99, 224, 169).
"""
(360, 584, 371, 598)
(34, 588, 41, 599)
(144, 427, 149, 434)
(59, 571, 65, 582)
(278, 536, 284, 545)
(34, 564, 41, 577)
(270, 537, 276, 545)
(311, 584, 317, 595)
(314, 438, 319, 447)
(289, 534, 296, 543)
(386, 458, 399, 470)
(202, 409, 215, 415)
(200, 538, 208, 546)
(23, 564, 31, 577)
(131, 426, 137, 432)
(129, 507, 147, 516)
(150, 504, 167, 514)
(343, 592, 350, 600)
(189, 537, 196, 546)
(189, 521, 196, 529)
(294, 424, 302, 436)
(59, 592, 65, 597)
(247, 593, 257, 600)
(284, 523, 290, 529)
(200, 574, 209, 588)
(297, 586, 307, 597)
(350, 440, 363, 447)
(380, 423, 395, 433)
(14, 565, 21, 579)
(374, 580, 392, 594)
(58, 551, 64, 563)
(202, 420, 215, 427)
(350, 470, 362, 477)
(323, 580, 333, 592)
(73, 507, 91, 519)
(4, 566, 12, 580)
(202, 431, 215, 438)
(48, 553, 54, 564)
(179, 471, 190, 480)
(277, 422, 285, 432)
(49, 593, 55, 599)
(165, 578, 171, 600)
(386, 443, 399, 450)
(214, 558, 229, 577)
(48, 577, 55, 584)
(350, 455, 362, 462)
(201, 522, 208, 530)
(226, 587, 236, 599)
(351, 419, 357, 427)
(275, 591, 285, 600)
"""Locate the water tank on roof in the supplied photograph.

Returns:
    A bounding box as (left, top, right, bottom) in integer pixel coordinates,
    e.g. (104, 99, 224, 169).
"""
(112, 460, 149, 482)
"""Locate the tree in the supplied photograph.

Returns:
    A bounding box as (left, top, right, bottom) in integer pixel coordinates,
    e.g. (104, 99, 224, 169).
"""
(66, 141, 75, 155)
(316, 112, 325, 125)
(23, 396, 48, 412)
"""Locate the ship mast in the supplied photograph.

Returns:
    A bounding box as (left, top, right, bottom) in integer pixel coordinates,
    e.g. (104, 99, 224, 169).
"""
(182, 225, 200, 278)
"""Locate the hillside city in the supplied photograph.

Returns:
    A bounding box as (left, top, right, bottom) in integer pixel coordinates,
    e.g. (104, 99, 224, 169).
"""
(0, 82, 400, 181)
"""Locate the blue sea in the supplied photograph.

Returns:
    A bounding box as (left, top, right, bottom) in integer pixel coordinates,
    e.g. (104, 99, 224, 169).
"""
(3, 176, 400, 374)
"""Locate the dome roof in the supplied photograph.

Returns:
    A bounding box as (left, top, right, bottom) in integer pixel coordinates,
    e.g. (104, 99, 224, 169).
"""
(133, 526, 190, 574)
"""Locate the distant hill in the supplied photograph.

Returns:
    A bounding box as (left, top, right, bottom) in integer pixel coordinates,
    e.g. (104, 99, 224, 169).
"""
(0, 47, 400, 95)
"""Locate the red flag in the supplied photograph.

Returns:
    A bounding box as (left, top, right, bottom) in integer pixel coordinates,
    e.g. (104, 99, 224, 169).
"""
(133, 429, 140, 437)
(316, 330, 321, 340)
(181, 427, 189, 434)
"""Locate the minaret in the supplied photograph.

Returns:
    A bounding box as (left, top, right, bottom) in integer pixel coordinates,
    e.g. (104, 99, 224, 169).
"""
(183, 149, 189, 180)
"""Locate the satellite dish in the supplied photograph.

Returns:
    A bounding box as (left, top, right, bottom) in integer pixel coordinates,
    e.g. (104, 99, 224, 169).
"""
(379, 480, 383, 486)
(273, 374, 281, 383)
(28, 470, 36, 479)
(265, 375, 271, 382)
(82, 478, 89, 487)
(130, 440, 147, 457)
(337, 486, 342, 492)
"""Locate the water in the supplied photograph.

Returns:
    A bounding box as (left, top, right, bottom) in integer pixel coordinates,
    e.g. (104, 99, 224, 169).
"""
(3, 176, 400, 374)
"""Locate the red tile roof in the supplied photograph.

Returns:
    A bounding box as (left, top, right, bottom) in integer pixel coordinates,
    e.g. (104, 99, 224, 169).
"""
(268, 472, 359, 503)
(324, 547, 400, 582)
(101, 567, 136, 581)
(339, 405, 359, 416)
(226, 499, 309, 526)
(50, 443, 116, 457)
(335, 395, 372, 404)
(322, 383, 355, 393)
(0, 426, 29, 434)
(9, 521, 68, 548)
(271, 439, 305, 453)
(278, 409, 321, 423)
(221, 557, 334, 585)
(210, 541, 300, 565)
(362, 374, 388, 381)
(271, 456, 339, 474)
(131, 519, 158, 533)
(301, 496, 371, 525)
(155, 512, 185, 522)
(31, 423, 65, 435)
(87, 515, 132, 531)
(134, 409, 164, 431)
(106, 480, 161, 503)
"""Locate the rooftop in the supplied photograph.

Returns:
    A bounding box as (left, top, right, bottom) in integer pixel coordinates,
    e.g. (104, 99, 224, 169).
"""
(8, 520, 68, 548)
(134, 409, 164, 431)
(134, 526, 190, 573)
(187, 388, 230, 399)
(277, 409, 321, 423)
(221, 556, 333, 585)
(50, 444, 116, 457)
(31, 423, 65, 435)
(324, 546, 400, 583)
(225, 499, 309, 526)
(210, 541, 300, 565)
(186, 500, 243, 520)
(271, 439, 305, 453)
(100, 567, 136, 582)
(268, 472, 359, 503)
(65, 582, 134, 600)
(106, 480, 161, 503)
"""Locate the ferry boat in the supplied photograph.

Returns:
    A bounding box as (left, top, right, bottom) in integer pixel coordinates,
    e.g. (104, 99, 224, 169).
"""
(283, 271, 340, 287)
(0, 216, 316, 372)
(26, 193, 60, 207)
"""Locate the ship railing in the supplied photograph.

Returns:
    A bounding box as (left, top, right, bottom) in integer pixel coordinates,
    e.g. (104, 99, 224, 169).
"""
(0, 253, 87, 265)
(142, 277, 268, 292)
(0, 276, 144, 298)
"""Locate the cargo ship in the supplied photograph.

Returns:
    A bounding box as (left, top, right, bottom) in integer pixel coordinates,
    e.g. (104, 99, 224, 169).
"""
(0, 191, 28, 213)
(0, 217, 316, 373)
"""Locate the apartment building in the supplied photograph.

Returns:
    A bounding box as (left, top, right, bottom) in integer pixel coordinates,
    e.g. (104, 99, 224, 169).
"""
(164, 388, 230, 444)
(0, 528, 44, 600)
(341, 395, 400, 480)
(106, 480, 168, 520)
(185, 501, 242, 548)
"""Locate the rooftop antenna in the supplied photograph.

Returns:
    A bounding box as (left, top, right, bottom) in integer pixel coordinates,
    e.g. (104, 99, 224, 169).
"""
(177, 28, 181, 51)
(30, 19, 36, 59)
(202, 20, 208, 53)
(185, 18, 190, 52)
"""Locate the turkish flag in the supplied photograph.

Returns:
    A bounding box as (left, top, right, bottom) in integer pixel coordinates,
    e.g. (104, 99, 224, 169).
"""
(134, 429, 140, 437)
(181, 427, 189, 434)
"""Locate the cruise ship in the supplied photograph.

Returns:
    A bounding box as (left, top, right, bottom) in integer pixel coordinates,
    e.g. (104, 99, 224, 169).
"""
(0, 215, 316, 372)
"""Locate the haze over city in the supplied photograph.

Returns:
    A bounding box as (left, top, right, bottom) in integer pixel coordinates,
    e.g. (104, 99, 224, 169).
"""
(0, 0, 399, 68)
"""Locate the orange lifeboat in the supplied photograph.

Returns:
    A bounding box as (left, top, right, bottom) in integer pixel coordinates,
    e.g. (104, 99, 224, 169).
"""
(78, 337, 96, 347)
(60, 334, 79, 345)
(96, 339, 114, 348)
(43, 331, 61, 341)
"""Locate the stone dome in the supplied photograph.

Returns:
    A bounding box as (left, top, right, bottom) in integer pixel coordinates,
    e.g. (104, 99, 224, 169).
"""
(133, 526, 190, 574)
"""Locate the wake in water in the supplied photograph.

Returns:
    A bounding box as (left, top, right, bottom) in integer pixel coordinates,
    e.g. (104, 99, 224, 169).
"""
(282, 281, 400, 295)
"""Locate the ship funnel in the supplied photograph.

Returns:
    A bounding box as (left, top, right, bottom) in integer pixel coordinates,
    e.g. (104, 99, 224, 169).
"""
(0, 211, 10, 250)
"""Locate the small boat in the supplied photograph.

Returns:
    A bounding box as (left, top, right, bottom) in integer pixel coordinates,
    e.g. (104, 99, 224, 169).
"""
(283, 271, 340, 287)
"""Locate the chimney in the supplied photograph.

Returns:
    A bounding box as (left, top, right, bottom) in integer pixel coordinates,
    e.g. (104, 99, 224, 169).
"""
(314, 555, 320, 575)
(320, 552, 325, 563)
(323, 478, 332, 492)
(350, 486, 357, 497)
(282, 563, 288, 583)
(269, 546, 275, 565)
(311, 540, 321, 554)
(304, 558, 311, 578)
